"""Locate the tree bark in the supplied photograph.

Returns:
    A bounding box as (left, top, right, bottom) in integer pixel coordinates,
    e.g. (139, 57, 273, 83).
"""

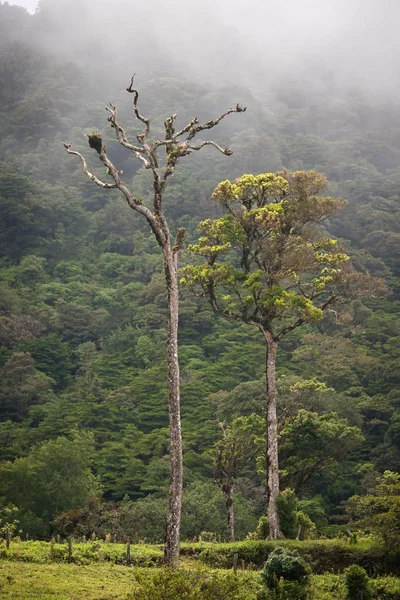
(223, 484, 235, 542)
(264, 331, 283, 539)
(163, 247, 183, 567)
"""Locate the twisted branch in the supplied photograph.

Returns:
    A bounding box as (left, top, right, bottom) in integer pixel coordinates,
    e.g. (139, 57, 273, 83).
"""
(64, 77, 247, 249)
(126, 74, 151, 141)
(106, 104, 151, 169)
(63, 143, 117, 188)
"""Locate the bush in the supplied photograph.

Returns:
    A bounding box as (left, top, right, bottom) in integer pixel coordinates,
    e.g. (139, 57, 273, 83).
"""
(260, 547, 311, 599)
(247, 516, 269, 540)
(344, 565, 371, 600)
(190, 538, 400, 575)
(371, 576, 400, 599)
(276, 490, 298, 539)
(262, 547, 311, 587)
(131, 568, 254, 600)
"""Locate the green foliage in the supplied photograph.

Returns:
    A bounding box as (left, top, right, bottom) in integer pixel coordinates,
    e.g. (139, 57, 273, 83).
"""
(132, 568, 253, 600)
(182, 170, 382, 340)
(347, 471, 400, 550)
(189, 538, 400, 575)
(0, 539, 163, 567)
(0, 432, 100, 529)
(344, 565, 372, 600)
(276, 490, 298, 539)
(0, 0, 399, 550)
(248, 516, 269, 541)
(260, 547, 311, 599)
(280, 410, 364, 494)
(262, 547, 311, 587)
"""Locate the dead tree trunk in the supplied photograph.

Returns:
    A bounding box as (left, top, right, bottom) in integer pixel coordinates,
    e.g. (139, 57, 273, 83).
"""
(163, 246, 182, 565)
(63, 78, 246, 566)
(264, 331, 283, 539)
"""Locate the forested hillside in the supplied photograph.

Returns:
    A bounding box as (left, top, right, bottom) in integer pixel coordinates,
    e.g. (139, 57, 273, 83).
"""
(1, 0, 400, 542)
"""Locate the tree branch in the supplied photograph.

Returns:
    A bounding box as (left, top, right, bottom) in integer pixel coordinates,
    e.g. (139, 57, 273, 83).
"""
(185, 105, 247, 141)
(276, 294, 338, 340)
(106, 104, 152, 168)
(126, 75, 151, 141)
(63, 143, 117, 188)
(187, 141, 233, 156)
(63, 140, 166, 247)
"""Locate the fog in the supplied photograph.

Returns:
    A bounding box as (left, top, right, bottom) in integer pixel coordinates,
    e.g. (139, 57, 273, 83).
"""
(6, 0, 400, 98)
(9, 0, 36, 12)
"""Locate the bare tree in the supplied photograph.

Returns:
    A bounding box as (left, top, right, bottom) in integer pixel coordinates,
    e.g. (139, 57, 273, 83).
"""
(63, 77, 246, 565)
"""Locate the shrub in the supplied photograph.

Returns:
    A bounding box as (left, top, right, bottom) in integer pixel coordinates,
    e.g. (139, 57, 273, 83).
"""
(276, 489, 298, 539)
(344, 565, 371, 600)
(247, 516, 269, 540)
(371, 576, 400, 599)
(191, 538, 400, 575)
(296, 511, 316, 540)
(260, 547, 311, 599)
(131, 568, 253, 600)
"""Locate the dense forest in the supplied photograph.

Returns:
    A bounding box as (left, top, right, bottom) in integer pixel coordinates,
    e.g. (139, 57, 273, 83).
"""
(1, 0, 400, 553)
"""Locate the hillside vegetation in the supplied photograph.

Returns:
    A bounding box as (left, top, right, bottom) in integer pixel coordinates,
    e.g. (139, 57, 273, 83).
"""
(0, 0, 400, 563)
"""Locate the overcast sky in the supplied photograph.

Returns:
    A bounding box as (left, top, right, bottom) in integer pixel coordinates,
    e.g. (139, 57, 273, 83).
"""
(10, 0, 37, 12)
(5, 0, 400, 96)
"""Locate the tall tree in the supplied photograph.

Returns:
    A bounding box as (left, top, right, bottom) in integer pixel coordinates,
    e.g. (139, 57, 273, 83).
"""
(182, 170, 386, 538)
(63, 77, 246, 565)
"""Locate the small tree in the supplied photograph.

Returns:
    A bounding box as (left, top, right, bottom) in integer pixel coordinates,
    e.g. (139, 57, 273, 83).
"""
(182, 170, 386, 538)
(63, 77, 246, 565)
(280, 410, 364, 495)
(213, 415, 262, 541)
(344, 565, 371, 600)
(347, 470, 400, 550)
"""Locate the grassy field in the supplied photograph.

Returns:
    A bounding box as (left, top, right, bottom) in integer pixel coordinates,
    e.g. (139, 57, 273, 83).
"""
(2, 562, 400, 600)
(0, 562, 140, 600)
(1, 540, 400, 599)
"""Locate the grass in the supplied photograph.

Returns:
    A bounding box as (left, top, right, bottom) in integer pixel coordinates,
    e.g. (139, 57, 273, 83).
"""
(0, 540, 163, 566)
(2, 540, 400, 599)
(0, 562, 139, 599)
(0, 562, 258, 600)
(1, 562, 400, 599)
(1, 559, 400, 599)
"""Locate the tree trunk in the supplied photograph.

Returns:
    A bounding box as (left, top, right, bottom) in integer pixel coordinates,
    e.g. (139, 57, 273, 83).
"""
(223, 485, 235, 542)
(264, 331, 283, 539)
(163, 248, 183, 567)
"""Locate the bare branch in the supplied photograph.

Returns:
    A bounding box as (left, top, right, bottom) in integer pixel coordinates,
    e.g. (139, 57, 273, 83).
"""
(63, 140, 166, 248)
(185, 105, 247, 141)
(63, 142, 117, 188)
(187, 140, 233, 156)
(126, 75, 151, 140)
(105, 104, 151, 168)
(155, 105, 247, 148)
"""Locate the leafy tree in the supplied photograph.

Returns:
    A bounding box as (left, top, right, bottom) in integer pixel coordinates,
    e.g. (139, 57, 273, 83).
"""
(24, 334, 74, 389)
(182, 170, 386, 538)
(213, 415, 262, 541)
(347, 471, 400, 550)
(344, 565, 371, 600)
(276, 488, 298, 539)
(63, 79, 246, 564)
(0, 352, 53, 422)
(280, 410, 364, 495)
(0, 432, 100, 530)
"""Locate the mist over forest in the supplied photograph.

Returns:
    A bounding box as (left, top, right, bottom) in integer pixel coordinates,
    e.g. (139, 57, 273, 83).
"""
(1, 1, 400, 593)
